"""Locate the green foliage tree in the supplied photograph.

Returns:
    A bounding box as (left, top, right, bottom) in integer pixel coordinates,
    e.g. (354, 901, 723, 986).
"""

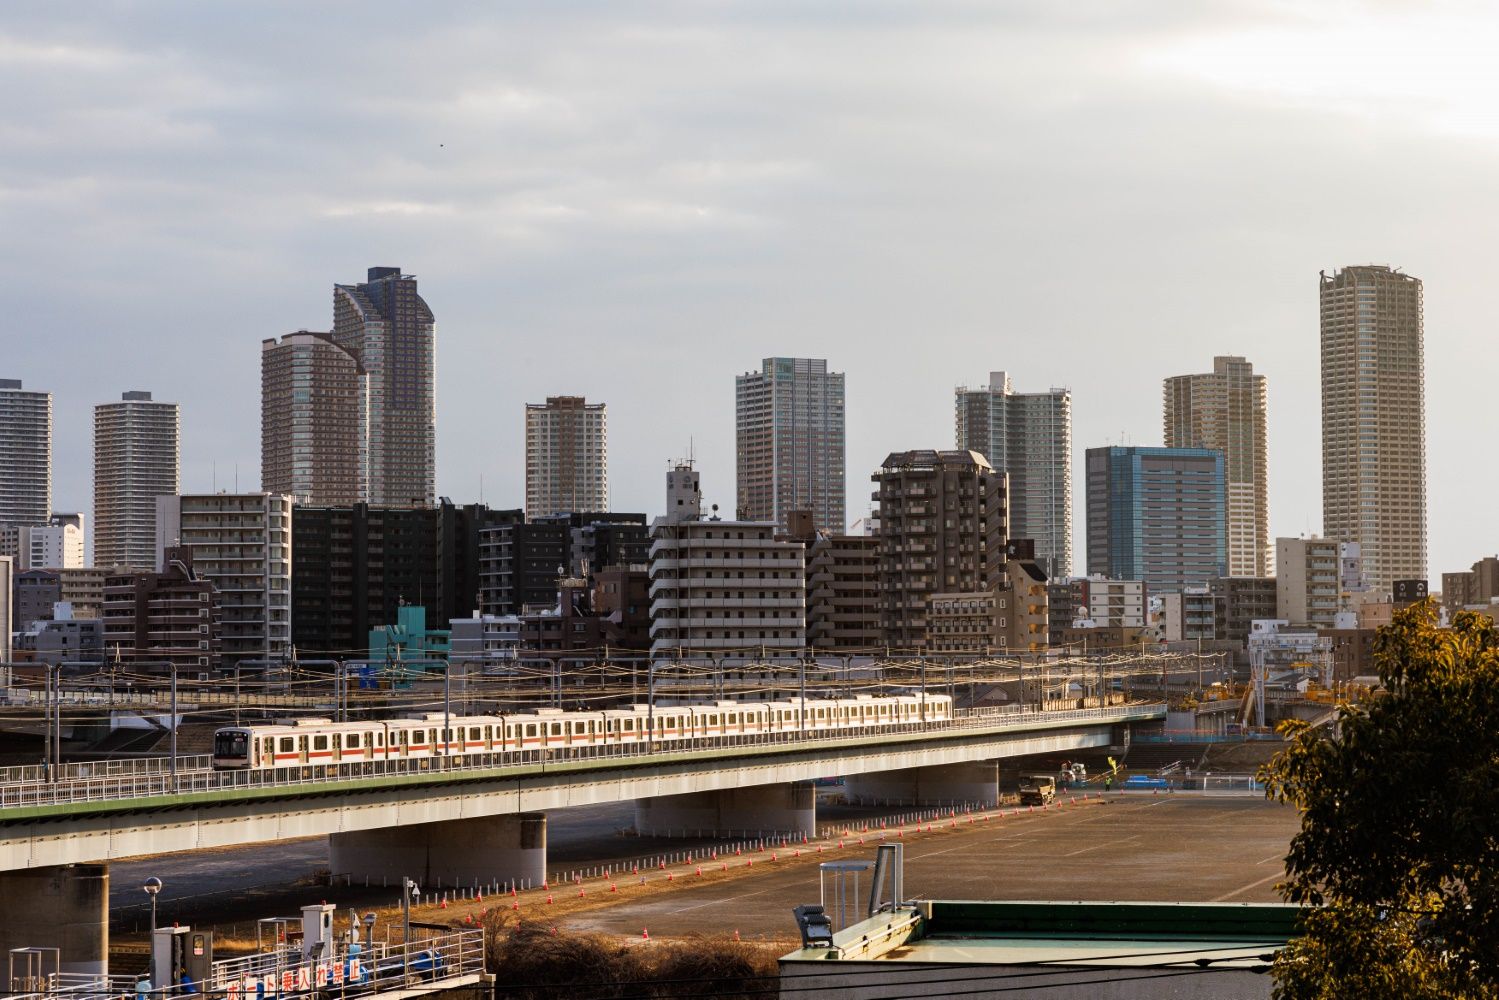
(1261, 601, 1499, 998)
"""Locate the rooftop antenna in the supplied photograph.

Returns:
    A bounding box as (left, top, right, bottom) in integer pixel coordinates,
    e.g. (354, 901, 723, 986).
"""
(234, 463, 239, 493)
(479, 474, 484, 504)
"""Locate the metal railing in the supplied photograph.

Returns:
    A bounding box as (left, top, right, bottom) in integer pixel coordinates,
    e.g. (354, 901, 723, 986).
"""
(0, 702, 1162, 811)
(1, 928, 486, 1000)
(0, 755, 214, 787)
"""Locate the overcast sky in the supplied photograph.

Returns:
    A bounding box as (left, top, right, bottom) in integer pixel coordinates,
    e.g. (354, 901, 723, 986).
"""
(4, 0, 1496, 578)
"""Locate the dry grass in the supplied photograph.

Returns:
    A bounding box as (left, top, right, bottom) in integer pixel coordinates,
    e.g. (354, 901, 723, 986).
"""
(484, 919, 780, 1000)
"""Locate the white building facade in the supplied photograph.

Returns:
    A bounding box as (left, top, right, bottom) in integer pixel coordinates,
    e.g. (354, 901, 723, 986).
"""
(155, 492, 292, 667)
(649, 463, 806, 658)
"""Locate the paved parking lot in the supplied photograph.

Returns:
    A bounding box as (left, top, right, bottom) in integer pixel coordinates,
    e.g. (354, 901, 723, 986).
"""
(565, 794, 1300, 939)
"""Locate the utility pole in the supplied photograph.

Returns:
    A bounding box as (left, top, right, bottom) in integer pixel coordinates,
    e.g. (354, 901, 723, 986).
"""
(443, 662, 451, 767)
(169, 664, 178, 791)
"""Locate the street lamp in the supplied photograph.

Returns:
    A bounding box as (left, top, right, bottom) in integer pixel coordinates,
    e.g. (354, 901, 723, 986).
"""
(143, 876, 163, 936)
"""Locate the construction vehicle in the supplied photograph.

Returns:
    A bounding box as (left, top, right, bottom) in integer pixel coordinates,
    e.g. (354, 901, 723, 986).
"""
(1018, 774, 1057, 806)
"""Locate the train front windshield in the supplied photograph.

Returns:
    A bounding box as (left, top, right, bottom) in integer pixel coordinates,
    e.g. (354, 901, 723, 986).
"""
(214, 730, 249, 760)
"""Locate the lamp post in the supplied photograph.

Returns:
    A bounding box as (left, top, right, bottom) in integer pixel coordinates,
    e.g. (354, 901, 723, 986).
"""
(143, 876, 163, 937)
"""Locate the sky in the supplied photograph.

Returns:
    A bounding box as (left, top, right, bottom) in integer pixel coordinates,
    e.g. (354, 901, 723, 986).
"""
(3, 0, 1497, 578)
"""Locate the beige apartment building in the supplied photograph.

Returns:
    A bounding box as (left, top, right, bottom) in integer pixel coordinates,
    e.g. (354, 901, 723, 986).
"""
(1441, 556, 1499, 613)
(736, 357, 846, 535)
(261, 331, 367, 506)
(1276, 536, 1363, 628)
(1164, 356, 1270, 577)
(871, 450, 1007, 651)
(1320, 265, 1427, 594)
(525, 396, 608, 519)
(94, 391, 179, 570)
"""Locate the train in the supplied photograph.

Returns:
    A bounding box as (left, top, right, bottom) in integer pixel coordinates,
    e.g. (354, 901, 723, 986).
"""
(210, 693, 954, 770)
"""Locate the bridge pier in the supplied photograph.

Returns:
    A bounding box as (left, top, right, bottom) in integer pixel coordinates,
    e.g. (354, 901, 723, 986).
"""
(328, 813, 546, 888)
(0, 864, 108, 975)
(635, 782, 816, 838)
(844, 761, 1000, 807)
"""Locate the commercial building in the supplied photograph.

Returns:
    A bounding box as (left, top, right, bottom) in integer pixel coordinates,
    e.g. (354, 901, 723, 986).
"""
(57, 567, 106, 619)
(156, 493, 293, 667)
(1002, 559, 1050, 652)
(477, 512, 646, 616)
(448, 613, 523, 665)
(1085, 446, 1226, 593)
(477, 514, 568, 617)
(332, 266, 436, 507)
(1049, 576, 1146, 648)
(1159, 588, 1217, 642)
(592, 565, 651, 651)
(1320, 265, 1427, 593)
(872, 450, 1007, 651)
(14, 569, 61, 626)
(806, 533, 880, 651)
(648, 463, 806, 657)
(1209, 576, 1279, 645)
(94, 391, 179, 569)
(26, 616, 104, 666)
(525, 396, 608, 519)
(102, 548, 222, 673)
(0, 379, 51, 527)
(261, 331, 367, 506)
(1441, 556, 1499, 613)
(955, 372, 1071, 578)
(1163, 356, 1269, 577)
(368, 605, 450, 666)
(926, 592, 1001, 653)
(736, 357, 846, 534)
(291, 501, 508, 659)
(0, 515, 84, 571)
(1276, 536, 1359, 629)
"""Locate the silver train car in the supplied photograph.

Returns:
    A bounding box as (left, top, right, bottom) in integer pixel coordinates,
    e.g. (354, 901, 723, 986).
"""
(211, 693, 953, 770)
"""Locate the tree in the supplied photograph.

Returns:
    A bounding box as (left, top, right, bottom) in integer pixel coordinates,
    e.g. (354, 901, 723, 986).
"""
(1262, 601, 1499, 998)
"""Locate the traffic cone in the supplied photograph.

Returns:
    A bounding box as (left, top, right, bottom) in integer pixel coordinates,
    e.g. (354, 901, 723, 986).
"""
(696, 866, 702, 876)
(512, 902, 519, 911)
(667, 872, 673, 881)
(611, 883, 618, 893)
(440, 899, 448, 909)
(578, 886, 586, 898)
(642, 928, 649, 940)
(546, 894, 553, 904)
(746, 859, 753, 867)
(734, 929, 741, 941)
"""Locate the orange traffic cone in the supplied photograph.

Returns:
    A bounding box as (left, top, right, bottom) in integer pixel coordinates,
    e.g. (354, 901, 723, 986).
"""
(610, 883, 618, 893)
(642, 928, 649, 940)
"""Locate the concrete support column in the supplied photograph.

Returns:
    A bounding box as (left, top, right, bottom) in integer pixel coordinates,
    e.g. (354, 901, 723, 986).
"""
(328, 813, 546, 888)
(635, 782, 816, 838)
(844, 761, 999, 807)
(0, 864, 109, 976)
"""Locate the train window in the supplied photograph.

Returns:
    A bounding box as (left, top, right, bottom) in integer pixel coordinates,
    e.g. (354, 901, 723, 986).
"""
(280, 737, 294, 753)
(624, 719, 634, 731)
(729, 713, 738, 723)
(526, 724, 537, 738)
(575, 722, 585, 734)
(550, 723, 562, 736)
(470, 727, 481, 741)
(312, 736, 328, 751)
(347, 734, 360, 748)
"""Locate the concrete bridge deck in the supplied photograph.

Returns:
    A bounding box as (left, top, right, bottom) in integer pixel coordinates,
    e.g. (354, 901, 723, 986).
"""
(0, 702, 1161, 871)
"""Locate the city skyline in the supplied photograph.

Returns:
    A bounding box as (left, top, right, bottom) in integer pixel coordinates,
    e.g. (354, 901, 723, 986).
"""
(9, 4, 1495, 578)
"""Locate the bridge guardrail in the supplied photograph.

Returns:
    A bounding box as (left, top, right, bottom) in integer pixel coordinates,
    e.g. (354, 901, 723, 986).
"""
(0, 702, 1163, 811)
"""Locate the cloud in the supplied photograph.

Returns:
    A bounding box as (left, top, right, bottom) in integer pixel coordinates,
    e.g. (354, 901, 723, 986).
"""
(0, 0, 1491, 577)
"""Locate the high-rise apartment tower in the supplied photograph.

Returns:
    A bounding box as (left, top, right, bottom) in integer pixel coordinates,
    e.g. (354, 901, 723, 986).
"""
(333, 267, 436, 507)
(954, 372, 1071, 578)
(1163, 356, 1270, 577)
(94, 391, 179, 569)
(736, 357, 846, 534)
(1319, 265, 1426, 594)
(525, 396, 607, 519)
(0, 379, 52, 527)
(261, 331, 368, 505)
